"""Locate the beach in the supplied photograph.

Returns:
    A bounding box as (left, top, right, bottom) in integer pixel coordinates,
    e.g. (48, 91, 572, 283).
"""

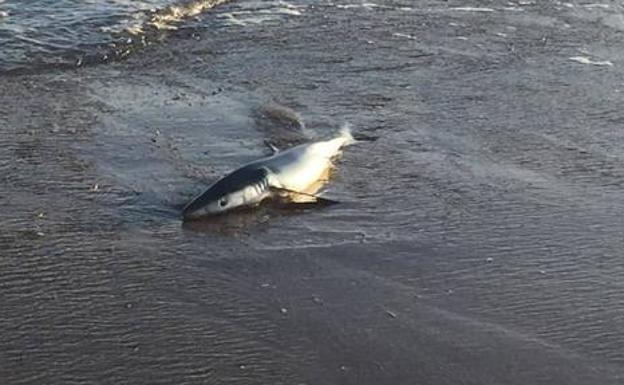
(1, 1, 624, 383)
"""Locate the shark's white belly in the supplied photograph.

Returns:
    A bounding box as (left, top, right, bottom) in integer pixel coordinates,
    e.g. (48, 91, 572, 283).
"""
(260, 141, 338, 194)
(274, 155, 331, 192)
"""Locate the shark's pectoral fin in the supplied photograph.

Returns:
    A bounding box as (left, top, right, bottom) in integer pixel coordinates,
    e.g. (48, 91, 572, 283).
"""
(264, 140, 280, 154)
(269, 187, 339, 205)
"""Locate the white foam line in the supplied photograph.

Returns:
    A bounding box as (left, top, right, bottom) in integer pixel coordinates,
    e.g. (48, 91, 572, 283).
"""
(246, 8, 303, 16)
(392, 32, 417, 40)
(336, 3, 380, 10)
(582, 4, 610, 9)
(274, 8, 302, 16)
(221, 13, 275, 26)
(332, 2, 411, 11)
(450, 7, 495, 12)
(276, 0, 305, 9)
(569, 56, 613, 66)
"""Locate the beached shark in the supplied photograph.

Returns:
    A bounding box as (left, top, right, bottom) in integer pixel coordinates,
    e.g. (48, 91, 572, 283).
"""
(182, 126, 356, 220)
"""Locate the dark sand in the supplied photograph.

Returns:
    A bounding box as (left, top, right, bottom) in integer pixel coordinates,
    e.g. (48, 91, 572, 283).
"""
(2, 1, 624, 384)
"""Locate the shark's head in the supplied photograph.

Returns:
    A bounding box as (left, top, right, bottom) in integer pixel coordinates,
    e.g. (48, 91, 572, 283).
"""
(182, 166, 270, 220)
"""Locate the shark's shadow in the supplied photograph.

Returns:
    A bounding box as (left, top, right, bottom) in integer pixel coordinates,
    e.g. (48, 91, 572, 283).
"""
(251, 103, 310, 149)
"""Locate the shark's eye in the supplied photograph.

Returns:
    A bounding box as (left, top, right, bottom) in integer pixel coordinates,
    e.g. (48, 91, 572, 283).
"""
(219, 198, 228, 207)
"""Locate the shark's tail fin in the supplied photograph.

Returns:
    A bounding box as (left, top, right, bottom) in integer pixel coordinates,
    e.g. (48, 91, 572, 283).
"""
(310, 123, 358, 159)
(338, 123, 357, 147)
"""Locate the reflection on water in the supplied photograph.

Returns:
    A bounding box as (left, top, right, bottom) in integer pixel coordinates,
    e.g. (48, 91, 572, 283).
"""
(181, 199, 342, 236)
(182, 206, 270, 235)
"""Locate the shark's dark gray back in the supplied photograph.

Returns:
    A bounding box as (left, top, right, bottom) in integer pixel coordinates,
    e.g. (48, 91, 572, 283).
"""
(253, 144, 308, 174)
(183, 165, 269, 215)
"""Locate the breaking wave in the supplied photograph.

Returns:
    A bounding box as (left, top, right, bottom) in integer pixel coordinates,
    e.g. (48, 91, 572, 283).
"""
(0, 0, 230, 74)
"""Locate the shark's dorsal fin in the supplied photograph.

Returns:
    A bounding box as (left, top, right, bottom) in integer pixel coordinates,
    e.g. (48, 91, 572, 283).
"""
(269, 186, 339, 205)
(264, 140, 280, 154)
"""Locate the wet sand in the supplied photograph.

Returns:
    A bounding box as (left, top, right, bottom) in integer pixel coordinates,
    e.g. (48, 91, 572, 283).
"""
(2, 1, 624, 384)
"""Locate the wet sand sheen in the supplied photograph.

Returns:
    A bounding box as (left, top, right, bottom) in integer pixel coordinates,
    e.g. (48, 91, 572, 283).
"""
(2, 1, 624, 384)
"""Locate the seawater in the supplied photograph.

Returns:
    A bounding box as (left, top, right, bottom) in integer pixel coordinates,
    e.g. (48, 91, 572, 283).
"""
(0, 0, 228, 72)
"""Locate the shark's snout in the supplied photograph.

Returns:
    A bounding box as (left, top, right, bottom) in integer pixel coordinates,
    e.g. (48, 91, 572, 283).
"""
(182, 166, 271, 220)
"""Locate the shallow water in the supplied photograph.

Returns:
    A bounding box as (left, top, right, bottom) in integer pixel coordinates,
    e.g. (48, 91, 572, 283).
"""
(2, 0, 624, 384)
